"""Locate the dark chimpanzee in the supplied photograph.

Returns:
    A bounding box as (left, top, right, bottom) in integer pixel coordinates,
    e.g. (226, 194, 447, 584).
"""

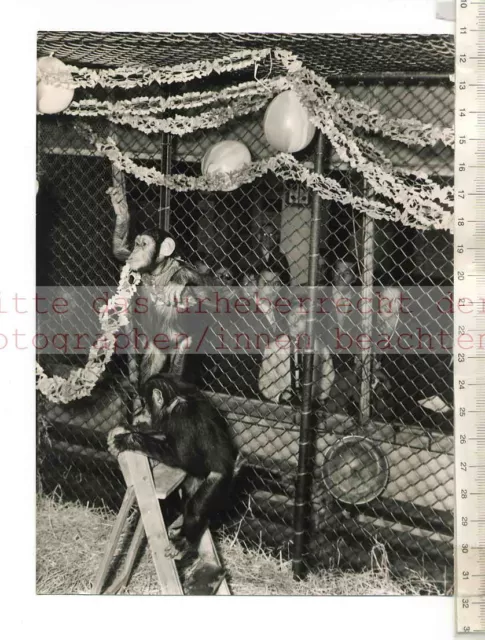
(108, 373, 237, 560)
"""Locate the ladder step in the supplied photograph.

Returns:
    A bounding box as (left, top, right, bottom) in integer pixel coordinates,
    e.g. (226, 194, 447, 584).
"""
(152, 463, 187, 499)
(119, 452, 187, 499)
(96, 451, 230, 595)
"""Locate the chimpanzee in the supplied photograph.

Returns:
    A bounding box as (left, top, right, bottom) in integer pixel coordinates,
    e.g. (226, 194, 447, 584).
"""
(107, 373, 237, 559)
(109, 179, 206, 420)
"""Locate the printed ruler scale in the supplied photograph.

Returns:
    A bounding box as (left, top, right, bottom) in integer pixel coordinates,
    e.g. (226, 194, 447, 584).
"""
(456, 0, 485, 634)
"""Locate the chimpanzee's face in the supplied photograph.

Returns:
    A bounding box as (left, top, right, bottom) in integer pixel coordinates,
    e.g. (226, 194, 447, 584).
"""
(128, 235, 175, 272)
(128, 234, 157, 271)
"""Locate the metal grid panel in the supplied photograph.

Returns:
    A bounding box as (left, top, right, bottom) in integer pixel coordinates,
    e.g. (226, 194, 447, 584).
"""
(36, 33, 454, 590)
(37, 32, 454, 77)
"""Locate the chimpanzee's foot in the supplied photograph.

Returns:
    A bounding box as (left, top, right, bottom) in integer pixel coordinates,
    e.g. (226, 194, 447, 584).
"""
(165, 536, 191, 560)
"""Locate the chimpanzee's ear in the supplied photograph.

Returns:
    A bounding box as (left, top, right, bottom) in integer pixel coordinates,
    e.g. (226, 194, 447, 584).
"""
(159, 237, 176, 258)
(152, 388, 165, 411)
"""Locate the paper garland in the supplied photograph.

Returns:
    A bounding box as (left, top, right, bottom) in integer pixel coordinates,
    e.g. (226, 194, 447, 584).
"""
(42, 47, 453, 151)
(95, 136, 452, 231)
(36, 264, 140, 404)
(66, 76, 289, 117)
(36, 45, 455, 404)
(286, 70, 452, 230)
(37, 48, 274, 89)
(97, 95, 270, 136)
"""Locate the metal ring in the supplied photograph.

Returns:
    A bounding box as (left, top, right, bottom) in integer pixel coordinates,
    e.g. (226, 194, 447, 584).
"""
(322, 434, 390, 506)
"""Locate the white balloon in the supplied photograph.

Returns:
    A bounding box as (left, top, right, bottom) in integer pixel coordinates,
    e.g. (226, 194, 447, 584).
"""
(263, 90, 316, 153)
(201, 141, 251, 192)
(37, 56, 74, 115)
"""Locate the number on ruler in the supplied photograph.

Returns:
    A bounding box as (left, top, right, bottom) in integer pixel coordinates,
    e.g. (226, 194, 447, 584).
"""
(453, 2, 485, 631)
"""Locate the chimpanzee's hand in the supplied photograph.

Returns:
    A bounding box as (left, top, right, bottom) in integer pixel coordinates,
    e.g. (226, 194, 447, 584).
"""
(107, 184, 123, 200)
(107, 426, 132, 457)
(106, 185, 128, 219)
(133, 406, 151, 427)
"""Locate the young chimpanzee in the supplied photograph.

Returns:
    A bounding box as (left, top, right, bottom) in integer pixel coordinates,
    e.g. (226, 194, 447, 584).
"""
(107, 373, 237, 560)
(109, 177, 205, 385)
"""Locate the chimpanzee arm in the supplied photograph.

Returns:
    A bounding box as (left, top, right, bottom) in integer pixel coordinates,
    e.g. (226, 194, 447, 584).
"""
(108, 427, 180, 468)
(108, 168, 131, 262)
(171, 266, 240, 309)
(170, 265, 204, 287)
(164, 265, 212, 308)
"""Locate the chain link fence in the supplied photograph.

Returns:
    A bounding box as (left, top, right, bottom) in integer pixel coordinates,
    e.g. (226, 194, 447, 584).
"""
(36, 32, 454, 591)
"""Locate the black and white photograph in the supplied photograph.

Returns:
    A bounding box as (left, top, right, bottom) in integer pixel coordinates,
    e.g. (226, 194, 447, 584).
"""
(33, 26, 456, 601)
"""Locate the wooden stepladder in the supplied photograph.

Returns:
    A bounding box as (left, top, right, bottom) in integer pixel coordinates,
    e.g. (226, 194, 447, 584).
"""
(92, 451, 231, 595)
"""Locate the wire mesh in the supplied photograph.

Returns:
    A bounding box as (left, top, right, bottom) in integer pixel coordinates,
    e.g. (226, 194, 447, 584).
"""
(37, 32, 454, 77)
(36, 32, 454, 591)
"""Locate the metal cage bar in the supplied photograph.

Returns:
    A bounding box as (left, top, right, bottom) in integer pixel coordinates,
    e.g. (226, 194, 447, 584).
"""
(292, 131, 326, 579)
(359, 210, 375, 426)
(160, 132, 172, 232)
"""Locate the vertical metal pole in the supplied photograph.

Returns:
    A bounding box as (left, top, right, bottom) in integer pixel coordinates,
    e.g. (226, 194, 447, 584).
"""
(359, 208, 375, 425)
(159, 132, 172, 232)
(292, 131, 327, 579)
